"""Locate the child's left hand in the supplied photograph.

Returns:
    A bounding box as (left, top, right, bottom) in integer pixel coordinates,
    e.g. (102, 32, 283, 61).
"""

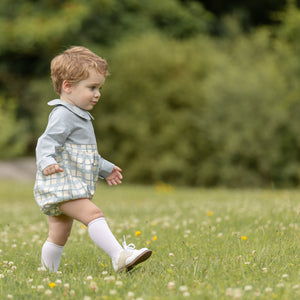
(106, 166, 123, 186)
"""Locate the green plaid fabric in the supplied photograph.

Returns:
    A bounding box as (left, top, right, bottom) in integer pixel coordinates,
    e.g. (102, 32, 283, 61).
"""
(34, 143, 100, 216)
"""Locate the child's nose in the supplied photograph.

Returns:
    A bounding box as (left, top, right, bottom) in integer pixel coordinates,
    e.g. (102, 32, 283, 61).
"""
(95, 90, 100, 98)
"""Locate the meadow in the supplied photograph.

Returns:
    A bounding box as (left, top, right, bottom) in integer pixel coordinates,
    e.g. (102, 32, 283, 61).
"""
(0, 180, 299, 300)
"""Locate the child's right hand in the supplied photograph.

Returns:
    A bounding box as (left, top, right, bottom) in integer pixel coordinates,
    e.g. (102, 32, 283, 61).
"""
(43, 164, 64, 176)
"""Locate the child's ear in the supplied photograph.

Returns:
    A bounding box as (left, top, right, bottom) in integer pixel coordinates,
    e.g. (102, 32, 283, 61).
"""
(62, 80, 72, 93)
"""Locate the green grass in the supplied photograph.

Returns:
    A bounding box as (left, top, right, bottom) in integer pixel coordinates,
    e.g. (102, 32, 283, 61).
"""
(0, 180, 299, 299)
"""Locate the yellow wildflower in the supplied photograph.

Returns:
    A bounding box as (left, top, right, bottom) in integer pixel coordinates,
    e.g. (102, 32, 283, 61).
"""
(49, 282, 56, 289)
(135, 230, 141, 237)
(153, 235, 158, 241)
(207, 211, 213, 217)
(155, 181, 174, 194)
(241, 236, 247, 240)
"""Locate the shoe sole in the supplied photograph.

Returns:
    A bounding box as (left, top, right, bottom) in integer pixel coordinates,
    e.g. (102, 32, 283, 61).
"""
(122, 249, 152, 272)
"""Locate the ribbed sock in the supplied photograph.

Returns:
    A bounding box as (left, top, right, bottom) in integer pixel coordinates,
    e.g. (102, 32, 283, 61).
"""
(88, 217, 122, 261)
(41, 241, 64, 273)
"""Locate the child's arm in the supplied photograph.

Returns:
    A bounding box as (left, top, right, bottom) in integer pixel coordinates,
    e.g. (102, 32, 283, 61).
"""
(98, 155, 115, 179)
(105, 166, 123, 186)
(36, 108, 71, 175)
(97, 154, 123, 185)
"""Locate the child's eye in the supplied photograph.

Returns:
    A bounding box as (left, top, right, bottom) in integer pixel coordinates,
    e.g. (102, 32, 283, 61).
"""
(90, 86, 102, 91)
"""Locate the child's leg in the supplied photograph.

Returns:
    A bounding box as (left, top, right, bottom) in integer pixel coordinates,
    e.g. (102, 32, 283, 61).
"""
(41, 215, 73, 272)
(59, 199, 122, 261)
(59, 198, 152, 272)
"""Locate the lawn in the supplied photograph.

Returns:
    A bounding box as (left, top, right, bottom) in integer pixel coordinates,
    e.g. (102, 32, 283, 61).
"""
(0, 180, 299, 299)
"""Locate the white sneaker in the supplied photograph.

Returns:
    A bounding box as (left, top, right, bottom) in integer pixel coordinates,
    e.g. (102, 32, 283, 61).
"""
(112, 236, 152, 272)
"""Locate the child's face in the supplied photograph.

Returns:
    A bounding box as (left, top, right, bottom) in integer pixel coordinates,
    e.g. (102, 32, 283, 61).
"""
(62, 69, 105, 111)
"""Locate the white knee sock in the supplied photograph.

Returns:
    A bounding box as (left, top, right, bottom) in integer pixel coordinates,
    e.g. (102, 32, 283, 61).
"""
(41, 241, 64, 273)
(88, 217, 122, 261)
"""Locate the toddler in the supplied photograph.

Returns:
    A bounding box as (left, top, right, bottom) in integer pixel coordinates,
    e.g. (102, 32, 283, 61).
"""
(34, 46, 152, 273)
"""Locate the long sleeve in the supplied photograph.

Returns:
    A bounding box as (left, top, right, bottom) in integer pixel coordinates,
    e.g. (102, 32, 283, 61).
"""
(36, 108, 72, 172)
(98, 154, 115, 179)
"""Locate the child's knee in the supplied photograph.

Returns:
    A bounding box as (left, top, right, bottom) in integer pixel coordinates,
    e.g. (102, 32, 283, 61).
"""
(48, 229, 71, 246)
(49, 231, 70, 246)
(89, 208, 104, 223)
(48, 217, 73, 246)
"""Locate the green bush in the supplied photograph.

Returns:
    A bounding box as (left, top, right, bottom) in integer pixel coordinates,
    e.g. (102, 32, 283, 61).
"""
(2, 0, 300, 187)
(94, 19, 300, 187)
(0, 97, 29, 159)
(200, 29, 297, 186)
(94, 33, 217, 185)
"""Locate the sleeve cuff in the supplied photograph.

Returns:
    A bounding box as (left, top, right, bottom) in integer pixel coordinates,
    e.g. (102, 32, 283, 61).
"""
(38, 157, 57, 172)
(98, 157, 115, 179)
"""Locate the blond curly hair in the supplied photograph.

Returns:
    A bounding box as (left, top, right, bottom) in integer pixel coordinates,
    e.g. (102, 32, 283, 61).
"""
(51, 46, 109, 95)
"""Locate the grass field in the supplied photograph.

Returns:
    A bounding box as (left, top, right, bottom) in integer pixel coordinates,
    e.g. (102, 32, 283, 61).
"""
(0, 180, 299, 300)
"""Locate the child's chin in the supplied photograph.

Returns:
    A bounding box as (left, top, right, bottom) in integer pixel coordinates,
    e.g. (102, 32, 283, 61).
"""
(84, 105, 94, 111)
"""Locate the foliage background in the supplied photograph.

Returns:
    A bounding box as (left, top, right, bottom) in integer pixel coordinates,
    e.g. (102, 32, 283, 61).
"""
(1, 0, 300, 187)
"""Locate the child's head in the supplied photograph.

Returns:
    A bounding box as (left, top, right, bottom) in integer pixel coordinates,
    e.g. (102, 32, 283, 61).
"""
(51, 46, 109, 95)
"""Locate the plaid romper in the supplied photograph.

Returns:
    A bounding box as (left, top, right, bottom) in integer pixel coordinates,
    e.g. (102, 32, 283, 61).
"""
(34, 99, 114, 216)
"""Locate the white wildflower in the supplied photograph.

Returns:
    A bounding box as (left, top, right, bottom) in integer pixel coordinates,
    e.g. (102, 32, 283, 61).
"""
(89, 281, 98, 292)
(37, 285, 44, 293)
(167, 282, 176, 290)
(225, 288, 232, 296)
(179, 285, 188, 293)
(115, 280, 123, 287)
(232, 288, 242, 299)
(55, 279, 62, 287)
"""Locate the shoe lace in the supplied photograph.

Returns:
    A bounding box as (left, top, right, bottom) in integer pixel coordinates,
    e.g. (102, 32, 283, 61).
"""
(122, 236, 136, 251)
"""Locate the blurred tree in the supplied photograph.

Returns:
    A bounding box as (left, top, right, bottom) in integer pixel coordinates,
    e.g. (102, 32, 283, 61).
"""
(95, 3, 300, 187)
(94, 33, 218, 185)
(197, 3, 300, 187)
(0, 97, 29, 158)
(193, 0, 293, 27)
(200, 30, 296, 186)
(0, 0, 212, 154)
(0, 0, 91, 152)
(79, 0, 212, 45)
(1, 0, 300, 187)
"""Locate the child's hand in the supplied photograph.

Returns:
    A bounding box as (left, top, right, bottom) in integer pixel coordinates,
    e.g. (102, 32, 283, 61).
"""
(106, 166, 123, 186)
(43, 164, 64, 176)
